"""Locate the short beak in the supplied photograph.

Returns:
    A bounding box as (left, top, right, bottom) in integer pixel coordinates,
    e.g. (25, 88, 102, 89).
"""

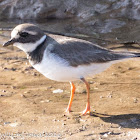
(3, 38, 16, 47)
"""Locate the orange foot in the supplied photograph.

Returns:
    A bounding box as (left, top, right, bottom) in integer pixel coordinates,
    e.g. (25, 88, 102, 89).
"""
(81, 108, 90, 115)
(65, 108, 72, 114)
(81, 103, 90, 115)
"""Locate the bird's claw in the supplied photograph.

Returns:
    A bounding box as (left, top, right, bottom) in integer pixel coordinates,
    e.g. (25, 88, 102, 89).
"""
(65, 108, 72, 114)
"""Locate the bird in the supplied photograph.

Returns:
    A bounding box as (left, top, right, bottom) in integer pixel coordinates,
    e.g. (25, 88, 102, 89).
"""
(3, 23, 140, 115)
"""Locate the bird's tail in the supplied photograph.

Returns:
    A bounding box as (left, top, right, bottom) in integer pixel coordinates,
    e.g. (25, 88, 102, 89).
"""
(113, 51, 140, 59)
(132, 53, 140, 57)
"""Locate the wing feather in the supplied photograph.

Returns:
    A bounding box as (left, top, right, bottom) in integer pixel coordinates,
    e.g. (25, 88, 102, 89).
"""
(48, 36, 135, 67)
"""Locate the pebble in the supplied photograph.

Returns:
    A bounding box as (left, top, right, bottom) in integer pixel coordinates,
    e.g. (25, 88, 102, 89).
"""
(20, 94, 26, 98)
(89, 81, 94, 84)
(103, 133, 108, 137)
(2, 90, 6, 92)
(99, 82, 103, 85)
(107, 93, 112, 98)
(0, 94, 4, 97)
(76, 87, 86, 94)
(133, 98, 138, 103)
(128, 67, 133, 70)
(118, 126, 122, 129)
(24, 91, 30, 94)
(4, 122, 11, 125)
(69, 132, 72, 135)
(79, 118, 87, 122)
(0, 118, 3, 122)
(3, 67, 8, 70)
(11, 86, 16, 89)
(3, 67, 16, 71)
(53, 89, 63, 93)
(79, 125, 86, 131)
(40, 100, 50, 103)
(132, 138, 138, 140)
(9, 122, 19, 127)
(32, 72, 37, 76)
(62, 123, 66, 126)
(100, 96, 103, 98)
(47, 86, 52, 89)
(11, 67, 16, 71)
(53, 119, 57, 122)
(82, 89, 86, 94)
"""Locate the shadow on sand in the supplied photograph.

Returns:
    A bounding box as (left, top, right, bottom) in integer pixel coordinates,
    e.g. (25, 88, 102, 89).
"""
(90, 112, 140, 129)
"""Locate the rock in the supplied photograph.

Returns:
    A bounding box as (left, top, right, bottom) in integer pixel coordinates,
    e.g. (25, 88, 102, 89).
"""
(0, 0, 140, 21)
(0, 0, 77, 20)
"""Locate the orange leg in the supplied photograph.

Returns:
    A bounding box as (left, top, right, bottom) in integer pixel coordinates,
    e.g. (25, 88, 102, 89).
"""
(81, 78, 90, 115)
(65, 82, 76, 113)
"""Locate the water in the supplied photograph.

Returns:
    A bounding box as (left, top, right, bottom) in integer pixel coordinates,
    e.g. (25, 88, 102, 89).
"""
(0, 19, 140, 50)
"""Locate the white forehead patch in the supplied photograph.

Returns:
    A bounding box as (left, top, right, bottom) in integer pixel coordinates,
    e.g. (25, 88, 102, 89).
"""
(11, 28, 37, 39)
(11, 29, 19, 38)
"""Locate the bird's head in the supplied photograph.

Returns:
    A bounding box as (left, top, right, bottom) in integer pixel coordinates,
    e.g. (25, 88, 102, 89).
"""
(3, 23, 46, 53)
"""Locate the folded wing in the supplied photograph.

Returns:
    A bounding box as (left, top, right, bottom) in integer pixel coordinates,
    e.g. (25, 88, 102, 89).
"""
(49, 37, 138, 67)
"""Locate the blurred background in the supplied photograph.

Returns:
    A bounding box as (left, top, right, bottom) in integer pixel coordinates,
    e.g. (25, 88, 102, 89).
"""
(0, 0, 140, 49)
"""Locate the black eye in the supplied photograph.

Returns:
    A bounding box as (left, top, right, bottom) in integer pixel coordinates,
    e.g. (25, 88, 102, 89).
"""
(19, 32, 29, 37)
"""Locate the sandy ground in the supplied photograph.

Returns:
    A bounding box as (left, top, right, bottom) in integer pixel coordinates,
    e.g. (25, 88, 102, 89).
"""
(0, 40, 140, 140)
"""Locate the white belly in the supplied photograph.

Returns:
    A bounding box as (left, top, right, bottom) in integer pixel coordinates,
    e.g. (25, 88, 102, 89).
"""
(31, 51, 115, 82)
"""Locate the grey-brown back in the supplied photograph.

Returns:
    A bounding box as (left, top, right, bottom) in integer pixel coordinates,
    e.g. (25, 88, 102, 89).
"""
(46, 34, 138, 67)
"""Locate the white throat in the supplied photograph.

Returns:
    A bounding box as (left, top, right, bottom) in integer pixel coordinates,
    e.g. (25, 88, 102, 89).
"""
(13, 35, 46, 53)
